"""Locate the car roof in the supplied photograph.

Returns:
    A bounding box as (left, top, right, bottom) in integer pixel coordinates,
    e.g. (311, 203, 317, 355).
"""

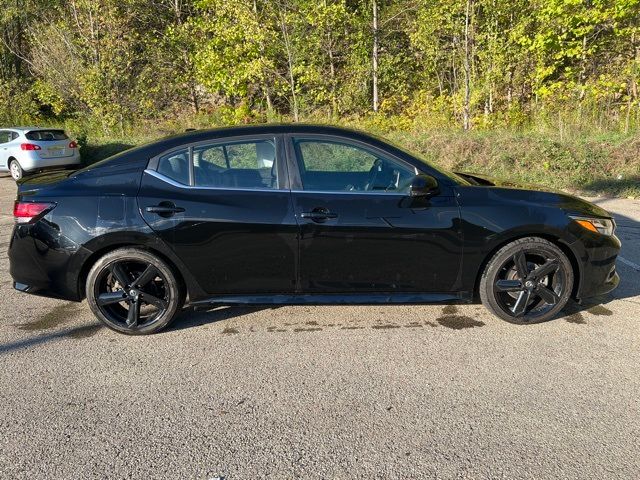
(160, 123, 374, 142)
(1, 127, 65, 132)
(142, 123, 396, 156)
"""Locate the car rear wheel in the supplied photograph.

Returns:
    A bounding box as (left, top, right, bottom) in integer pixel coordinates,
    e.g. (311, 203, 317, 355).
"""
(479, 237, 573, 324)
(86, 248, 184, 335)
(9, 160, 23, 181)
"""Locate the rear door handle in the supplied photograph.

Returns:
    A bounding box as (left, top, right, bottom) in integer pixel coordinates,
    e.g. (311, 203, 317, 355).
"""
(145, 203, 185, 217)
(300, 208, 338, 222)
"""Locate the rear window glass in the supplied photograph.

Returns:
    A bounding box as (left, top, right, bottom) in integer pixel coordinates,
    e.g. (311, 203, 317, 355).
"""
(25, 130, 68, 141)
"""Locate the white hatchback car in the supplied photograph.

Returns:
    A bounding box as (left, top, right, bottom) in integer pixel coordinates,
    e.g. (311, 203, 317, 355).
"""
(0, 127, 81, 181)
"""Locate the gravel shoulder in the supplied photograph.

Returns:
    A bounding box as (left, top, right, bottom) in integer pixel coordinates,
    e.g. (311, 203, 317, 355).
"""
(0, 176, 638, 479)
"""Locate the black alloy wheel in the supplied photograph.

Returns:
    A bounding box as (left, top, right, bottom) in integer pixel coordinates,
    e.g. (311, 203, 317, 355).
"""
(480, 237, 573, 324)
(86, 248, 183, 334)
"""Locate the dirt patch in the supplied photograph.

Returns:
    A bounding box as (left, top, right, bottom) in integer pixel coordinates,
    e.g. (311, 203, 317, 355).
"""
(587, 305, 613, 316)
(18, 302, 82, 331)
(565, 313, 587, 324)
(437, 316, 485, 330)
(442, 305, 458, 315)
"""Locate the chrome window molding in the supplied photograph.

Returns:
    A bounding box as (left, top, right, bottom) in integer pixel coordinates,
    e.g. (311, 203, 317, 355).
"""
(143, 169, 282, 193)
(145, 169, 411, 196)
(290, 189, 407, 196)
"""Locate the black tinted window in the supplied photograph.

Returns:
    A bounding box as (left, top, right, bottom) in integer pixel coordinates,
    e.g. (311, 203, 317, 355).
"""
(25, 130, 68, 141)
(0, 131, 12, 143)
(293, 139, 415, 193)
(157, 148, 189, 185)
(193, 139, 277, 189)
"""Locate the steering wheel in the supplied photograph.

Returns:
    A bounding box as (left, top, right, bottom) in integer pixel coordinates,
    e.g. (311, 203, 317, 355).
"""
(364, 159, 382, 191)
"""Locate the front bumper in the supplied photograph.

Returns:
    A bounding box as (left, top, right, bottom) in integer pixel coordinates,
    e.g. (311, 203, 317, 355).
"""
(571, 229, 622, 300)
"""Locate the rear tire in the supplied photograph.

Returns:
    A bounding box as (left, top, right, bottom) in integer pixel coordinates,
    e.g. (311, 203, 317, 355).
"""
(86, 248, 184, 335)
(479, 237, 573, 324)
(9, 160, 23, 181)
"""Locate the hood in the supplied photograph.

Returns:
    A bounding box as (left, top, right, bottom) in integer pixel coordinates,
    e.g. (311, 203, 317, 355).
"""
(454, 171, 561, 192)
(454, 171, 613, 218)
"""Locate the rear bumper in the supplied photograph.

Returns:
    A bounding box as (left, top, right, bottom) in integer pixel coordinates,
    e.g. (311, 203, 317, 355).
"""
(8, 222, 85, 301)
(18, 152, 81, 172)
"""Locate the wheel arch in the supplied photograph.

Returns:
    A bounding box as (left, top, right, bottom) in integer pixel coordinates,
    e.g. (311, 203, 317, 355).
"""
(472, 233, 582, 301)
(77, 243, 188, 301)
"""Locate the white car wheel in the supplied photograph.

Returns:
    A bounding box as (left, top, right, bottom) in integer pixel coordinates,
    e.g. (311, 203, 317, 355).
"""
(9, 160, 23, 181)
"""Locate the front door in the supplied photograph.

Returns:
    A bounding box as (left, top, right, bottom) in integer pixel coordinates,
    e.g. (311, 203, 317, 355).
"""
(288, 135, 462, 293)
(138, 135, 298, 296)
(0, 130, 12, 169)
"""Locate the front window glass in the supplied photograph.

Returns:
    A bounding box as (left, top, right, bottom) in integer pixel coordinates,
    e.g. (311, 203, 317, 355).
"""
(293, 138, 415, 193)
(193, 139, 277, 189)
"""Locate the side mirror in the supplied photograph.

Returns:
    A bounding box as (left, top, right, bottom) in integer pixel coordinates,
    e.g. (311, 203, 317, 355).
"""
(409, 174, 439, 197)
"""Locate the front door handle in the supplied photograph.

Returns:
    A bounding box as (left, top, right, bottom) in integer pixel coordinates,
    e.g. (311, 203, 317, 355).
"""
(145, 202, 185, 218)
(300, 207, 338, 223)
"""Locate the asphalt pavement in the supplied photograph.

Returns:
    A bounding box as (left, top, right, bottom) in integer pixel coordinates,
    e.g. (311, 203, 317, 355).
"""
(0, 175, 638, 479)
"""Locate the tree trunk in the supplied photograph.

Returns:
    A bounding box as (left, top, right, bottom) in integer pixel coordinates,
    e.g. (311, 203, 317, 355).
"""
(462, 0, 473, 130)
(253, 0, 274, 115)
(279, 9, 299, 122)
(372, 0, 379, 112)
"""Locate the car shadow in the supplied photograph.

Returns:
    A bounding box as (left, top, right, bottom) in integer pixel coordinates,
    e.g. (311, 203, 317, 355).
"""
(167, 305, 279, 332)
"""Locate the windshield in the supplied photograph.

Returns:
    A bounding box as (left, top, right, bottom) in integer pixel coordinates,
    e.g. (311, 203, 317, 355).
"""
(373, 134, 472, 185)
(26, 129, 68, 141)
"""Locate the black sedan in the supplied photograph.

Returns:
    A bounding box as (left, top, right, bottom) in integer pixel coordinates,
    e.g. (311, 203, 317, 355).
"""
(8, 124, 620, 334)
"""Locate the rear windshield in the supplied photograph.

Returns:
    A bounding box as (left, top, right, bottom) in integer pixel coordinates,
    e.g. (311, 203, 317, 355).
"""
(25, 130, 68, 141)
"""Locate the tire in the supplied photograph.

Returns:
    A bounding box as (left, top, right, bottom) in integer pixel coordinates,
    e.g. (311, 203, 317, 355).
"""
(9, 160, 23, 181)
(479, 237, 573, 324)
(86, 248, 184, 335)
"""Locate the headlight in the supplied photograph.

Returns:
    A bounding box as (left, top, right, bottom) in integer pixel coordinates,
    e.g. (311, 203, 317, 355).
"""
(569, 215, 615, 236)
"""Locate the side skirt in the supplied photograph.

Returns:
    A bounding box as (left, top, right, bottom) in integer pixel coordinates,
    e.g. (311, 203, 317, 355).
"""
(191, 292, 472, 308)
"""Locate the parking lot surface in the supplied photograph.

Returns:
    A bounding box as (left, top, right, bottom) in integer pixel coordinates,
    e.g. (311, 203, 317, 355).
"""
(0, 175, 638, 479)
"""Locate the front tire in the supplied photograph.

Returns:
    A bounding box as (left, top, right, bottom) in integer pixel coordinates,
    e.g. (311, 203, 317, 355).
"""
(86, 248, 184, 335)
(9, 160, 23, 181)
(479, 237, 573, 324)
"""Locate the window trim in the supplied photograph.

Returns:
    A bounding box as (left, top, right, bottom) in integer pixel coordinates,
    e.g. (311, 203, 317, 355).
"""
(148, 134, 288, 191)
(286, 133, 418, 195)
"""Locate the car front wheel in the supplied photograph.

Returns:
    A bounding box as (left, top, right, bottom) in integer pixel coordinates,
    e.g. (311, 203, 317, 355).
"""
(86, 248, 184, 334)
(9, 160, 23, 181)
(479, 237, 573, 324)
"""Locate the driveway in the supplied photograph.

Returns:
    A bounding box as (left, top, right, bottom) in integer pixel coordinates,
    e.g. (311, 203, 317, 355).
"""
(0, 175, 638, 479)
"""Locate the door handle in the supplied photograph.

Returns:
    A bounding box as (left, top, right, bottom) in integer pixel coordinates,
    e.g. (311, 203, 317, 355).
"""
(300, 208, 338, 222)
(145, 203, 185, 217)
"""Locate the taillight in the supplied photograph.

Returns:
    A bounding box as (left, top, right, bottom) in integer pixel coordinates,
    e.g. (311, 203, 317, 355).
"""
(13, 201, 55, 224)
(69, 141, 78, 148)
(20, 143, 41, 151)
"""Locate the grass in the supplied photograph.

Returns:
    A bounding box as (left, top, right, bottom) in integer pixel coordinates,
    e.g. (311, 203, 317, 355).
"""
(75, 118, 640, 198)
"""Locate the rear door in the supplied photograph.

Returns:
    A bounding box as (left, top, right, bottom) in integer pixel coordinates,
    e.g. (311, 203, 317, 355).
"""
(138, 134, 298, 296)
(287, 135, 462, 293)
